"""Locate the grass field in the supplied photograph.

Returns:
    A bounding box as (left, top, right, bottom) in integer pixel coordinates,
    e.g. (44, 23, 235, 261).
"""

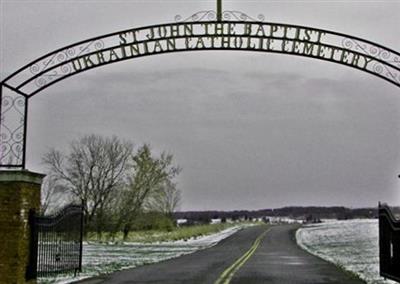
(86, 222, 239, 243)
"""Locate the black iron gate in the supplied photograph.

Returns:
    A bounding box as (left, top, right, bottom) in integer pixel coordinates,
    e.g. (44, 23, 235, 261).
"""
(27, 203, 84, 280)
(379, 203, 400, 283)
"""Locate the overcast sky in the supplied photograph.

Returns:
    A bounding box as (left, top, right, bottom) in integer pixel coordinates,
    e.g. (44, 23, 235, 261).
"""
(1, 0, 400, 210)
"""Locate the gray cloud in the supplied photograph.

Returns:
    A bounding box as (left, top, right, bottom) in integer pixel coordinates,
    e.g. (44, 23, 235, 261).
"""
(2, 1, 400, 210)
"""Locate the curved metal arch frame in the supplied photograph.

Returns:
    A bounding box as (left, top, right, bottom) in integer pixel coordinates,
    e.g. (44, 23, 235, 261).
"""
(1, 18, 399, 169)
(7, 35, 400, 97)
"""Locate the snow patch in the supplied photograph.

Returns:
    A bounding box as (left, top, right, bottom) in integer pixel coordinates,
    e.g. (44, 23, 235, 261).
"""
(296, 219, 397, 284)
(38, 225, 245, 284)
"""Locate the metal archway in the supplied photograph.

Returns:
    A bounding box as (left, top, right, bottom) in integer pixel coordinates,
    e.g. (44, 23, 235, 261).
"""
(1, 9, 399, 168)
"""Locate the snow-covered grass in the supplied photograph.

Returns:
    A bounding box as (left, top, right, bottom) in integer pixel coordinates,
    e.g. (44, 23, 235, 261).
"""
(37, 224, 250, 284)
(296, 219, 396, 284)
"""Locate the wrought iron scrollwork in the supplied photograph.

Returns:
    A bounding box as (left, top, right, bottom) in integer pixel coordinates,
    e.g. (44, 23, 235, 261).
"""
(222, 11, 265, 22)
(175, 10, 264, 22)
(175, 10, 217, 22)
(30, 39, 105, 88)
(341, 38, 394, 61)
(0, 94, 25, 166)
(341, 38, 400, 85)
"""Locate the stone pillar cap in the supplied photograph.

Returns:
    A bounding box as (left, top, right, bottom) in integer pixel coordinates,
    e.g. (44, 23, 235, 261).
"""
(0, 170, 46, 184)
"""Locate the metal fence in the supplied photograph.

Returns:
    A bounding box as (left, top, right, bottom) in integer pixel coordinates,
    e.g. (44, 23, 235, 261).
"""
(27, 203, 84, 279)
(379, 203, 400, 283)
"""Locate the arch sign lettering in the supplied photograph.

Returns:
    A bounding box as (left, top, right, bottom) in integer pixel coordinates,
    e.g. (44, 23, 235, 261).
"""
(0, 6, 399, 168)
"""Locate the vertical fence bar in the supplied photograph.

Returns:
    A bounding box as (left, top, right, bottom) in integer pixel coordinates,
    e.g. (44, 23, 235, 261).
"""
(54, 219, 58, 275)
(0, 84, 4, 167)
(217, 0, 222, 22)
(45, 222, 49, 277)
(0, 84, 3, 143)
(378, 202, 383, 274)
(22, 97, 28, 169)
(79, 202, 84, 273)
(46, 222, 49, 277)
(26, 209, 38, 280)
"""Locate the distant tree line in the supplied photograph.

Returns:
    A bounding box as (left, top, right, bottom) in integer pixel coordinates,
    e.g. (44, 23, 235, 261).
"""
(174, 206, 396, 223)
(41, 134, 181, 240)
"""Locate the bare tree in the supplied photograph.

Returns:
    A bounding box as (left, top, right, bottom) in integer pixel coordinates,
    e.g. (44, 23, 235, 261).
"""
(40, 175, 69, 214)
(42, 134, 133, 234)
(113, 144, 181, 239)
(145, 179, 181, 217)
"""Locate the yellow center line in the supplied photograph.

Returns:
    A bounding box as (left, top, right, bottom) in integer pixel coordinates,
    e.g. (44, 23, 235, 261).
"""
(214, 227, 270, 284)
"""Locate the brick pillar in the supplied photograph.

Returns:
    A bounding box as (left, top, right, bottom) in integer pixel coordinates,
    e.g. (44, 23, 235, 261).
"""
(0, 170, 45, 284)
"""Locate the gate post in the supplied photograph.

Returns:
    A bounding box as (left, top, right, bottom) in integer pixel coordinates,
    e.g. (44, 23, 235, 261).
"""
(0, 170, 45, 284)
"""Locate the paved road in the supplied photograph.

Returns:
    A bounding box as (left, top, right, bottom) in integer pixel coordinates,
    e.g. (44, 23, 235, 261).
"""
(76, 224, 364, 284)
